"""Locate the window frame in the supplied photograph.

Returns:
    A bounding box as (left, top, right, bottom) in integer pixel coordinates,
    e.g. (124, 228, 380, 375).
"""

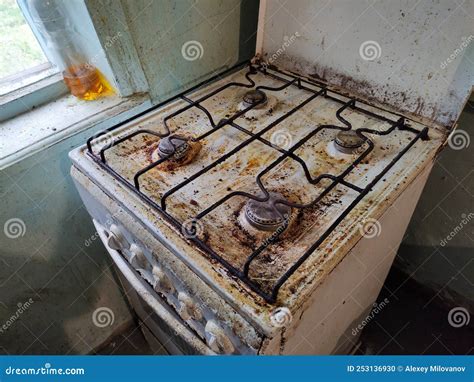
(0, 67, 67, 122)
(1, 0, 150, 123)
(0, 2, 67, 122)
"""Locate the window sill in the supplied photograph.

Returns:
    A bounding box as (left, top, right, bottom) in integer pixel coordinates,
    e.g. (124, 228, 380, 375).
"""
(0, 65, 67, 122)
(0, 92, 151, 170)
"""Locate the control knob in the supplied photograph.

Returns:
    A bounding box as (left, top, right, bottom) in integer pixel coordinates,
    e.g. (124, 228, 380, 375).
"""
(106, 224, 129, 250)
(177, 292, 203, 321)
(152, 265, 174, 294)
(129, 243, 148, 270)
(205, 320, 235, 354)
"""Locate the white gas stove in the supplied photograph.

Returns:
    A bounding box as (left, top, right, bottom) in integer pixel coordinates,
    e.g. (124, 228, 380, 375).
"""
(69, 1, 471, 354)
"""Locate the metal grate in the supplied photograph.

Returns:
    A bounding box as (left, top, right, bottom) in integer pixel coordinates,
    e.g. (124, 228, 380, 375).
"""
(86, 61, 429, 303)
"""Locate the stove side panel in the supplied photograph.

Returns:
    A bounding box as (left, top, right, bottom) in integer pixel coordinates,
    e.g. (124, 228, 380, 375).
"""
(259, 0, 473, 129)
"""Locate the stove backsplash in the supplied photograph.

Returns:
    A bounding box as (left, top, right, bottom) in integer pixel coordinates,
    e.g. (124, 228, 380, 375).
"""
(260, 0, 473, 129)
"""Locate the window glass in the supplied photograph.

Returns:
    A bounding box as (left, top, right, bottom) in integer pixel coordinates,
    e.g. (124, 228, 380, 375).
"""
(0, 0, 48, 81)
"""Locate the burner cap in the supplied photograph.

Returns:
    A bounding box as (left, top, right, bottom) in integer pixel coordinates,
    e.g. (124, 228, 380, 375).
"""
(334, 130, 365, 154)
(157, 135, 190, 160)
(244, 192, 292, 231)
(242, 90, 267, 109)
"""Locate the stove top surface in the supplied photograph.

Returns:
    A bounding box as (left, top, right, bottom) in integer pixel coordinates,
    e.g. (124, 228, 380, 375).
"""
(82, 63, 445, 304)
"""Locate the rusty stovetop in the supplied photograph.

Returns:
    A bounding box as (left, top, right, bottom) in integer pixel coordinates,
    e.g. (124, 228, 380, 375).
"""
(83, 65, 446, 306)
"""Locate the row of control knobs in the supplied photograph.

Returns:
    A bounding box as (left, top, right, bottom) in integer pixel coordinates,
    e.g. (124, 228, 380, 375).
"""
(104, 223, 234, 354)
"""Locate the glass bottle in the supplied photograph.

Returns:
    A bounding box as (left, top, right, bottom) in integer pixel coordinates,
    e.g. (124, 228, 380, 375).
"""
(17, 0, 112, 100)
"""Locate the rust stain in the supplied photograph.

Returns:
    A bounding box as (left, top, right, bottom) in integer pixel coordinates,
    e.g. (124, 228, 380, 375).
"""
(264, 55, 456, 130)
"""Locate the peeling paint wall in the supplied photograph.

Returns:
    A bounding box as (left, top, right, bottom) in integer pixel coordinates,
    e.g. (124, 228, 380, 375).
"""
(87, 0, 260, 102)
(261, 0, 473, 128)
(0, 120, 134, 354)
(121, 0, 241, 102)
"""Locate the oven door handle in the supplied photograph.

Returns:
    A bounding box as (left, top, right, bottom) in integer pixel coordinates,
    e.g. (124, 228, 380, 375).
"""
(93, 219, 215, 355)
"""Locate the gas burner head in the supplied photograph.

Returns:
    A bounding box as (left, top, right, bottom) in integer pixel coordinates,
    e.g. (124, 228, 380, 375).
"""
(157, 135, 190, 160)
(244, 192, 292, 231)
(242, 90, 268, 109)
(151, 135, 201, 170)
(334, 130, 365, 154)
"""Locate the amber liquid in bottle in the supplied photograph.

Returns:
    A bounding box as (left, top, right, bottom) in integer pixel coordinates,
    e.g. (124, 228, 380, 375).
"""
(63, 64, 112, 100)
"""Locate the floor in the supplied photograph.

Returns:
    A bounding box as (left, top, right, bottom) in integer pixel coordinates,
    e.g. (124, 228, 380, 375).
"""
(358, 268, 473, 355)
(97, 266, 473, 355)
(95, 323, 153, 355)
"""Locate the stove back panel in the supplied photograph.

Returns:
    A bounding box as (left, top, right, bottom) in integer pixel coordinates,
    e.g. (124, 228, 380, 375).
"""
(259, 0, 473, 128)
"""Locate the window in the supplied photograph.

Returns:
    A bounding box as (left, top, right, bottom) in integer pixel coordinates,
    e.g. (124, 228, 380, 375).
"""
(0, 0, 55, 95)
(0, 0, 66, 122)
(0, 0, 122, 122)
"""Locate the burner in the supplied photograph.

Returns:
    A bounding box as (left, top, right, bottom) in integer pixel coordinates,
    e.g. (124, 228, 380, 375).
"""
(152, 135, 202, 170)
(334, 130, 365, 154)
(157, 135, 190, 160)
(244, 192, 292, 231)
(242, 90, 268, 109)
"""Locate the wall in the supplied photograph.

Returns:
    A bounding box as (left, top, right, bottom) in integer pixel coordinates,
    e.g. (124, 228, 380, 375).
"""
(86, 0, 260, 101)
(395, 97, 474, 310)
(0, 119, 135, 354)
(0, 0, 258, 354)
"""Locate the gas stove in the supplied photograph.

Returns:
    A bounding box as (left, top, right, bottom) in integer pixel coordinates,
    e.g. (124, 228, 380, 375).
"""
(70, 61, 446, 354)
(84, 63, 440, 302)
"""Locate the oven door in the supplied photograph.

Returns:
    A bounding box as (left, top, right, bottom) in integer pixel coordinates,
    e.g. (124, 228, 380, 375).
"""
(94, 219, 215, 355)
